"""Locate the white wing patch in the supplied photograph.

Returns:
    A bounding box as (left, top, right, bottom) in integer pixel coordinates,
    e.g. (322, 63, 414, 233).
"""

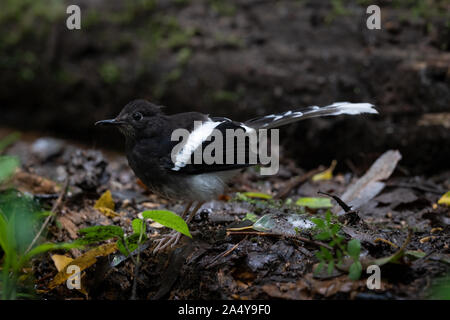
(172, 120, 223, 171)
(328, 102, 377, 115)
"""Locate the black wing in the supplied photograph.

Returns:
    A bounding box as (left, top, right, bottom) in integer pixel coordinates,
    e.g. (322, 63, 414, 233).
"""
(161, 118, 260, 174)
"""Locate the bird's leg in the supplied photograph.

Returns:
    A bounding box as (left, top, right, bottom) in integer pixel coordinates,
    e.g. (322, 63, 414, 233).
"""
(180, 201, 194, 219)
(153, 201, 195, 254)
(185, 201, 205, 224)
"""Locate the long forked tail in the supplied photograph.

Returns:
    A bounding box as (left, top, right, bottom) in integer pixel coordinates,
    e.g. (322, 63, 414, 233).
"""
(244, 102, 377, 129)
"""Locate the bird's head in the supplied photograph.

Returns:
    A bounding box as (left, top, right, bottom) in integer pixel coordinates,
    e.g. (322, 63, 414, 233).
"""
(95, 99, 164, 139)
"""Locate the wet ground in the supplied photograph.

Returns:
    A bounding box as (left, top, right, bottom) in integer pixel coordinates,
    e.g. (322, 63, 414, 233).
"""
(4, 135, 449, 300)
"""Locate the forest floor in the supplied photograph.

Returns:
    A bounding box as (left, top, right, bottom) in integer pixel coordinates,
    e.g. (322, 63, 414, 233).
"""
(3, 133, 449, 300)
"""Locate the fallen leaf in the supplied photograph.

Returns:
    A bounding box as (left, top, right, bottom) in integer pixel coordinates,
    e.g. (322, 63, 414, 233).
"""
(419, 236, 436, 243)
(57, 216, 79, 239)
(437, 191, 450, 206)
(50, 254, 89, 297)
(94, 190, 119, 217)
(242, 192, 273, 200)
(334, 150, 402, 215)
(51, 254, 73, 271)
(312, 160, 337, 181)
(149, 221, 165, 228)
(47, 242, 117, 290)
(296, 197, 333, 209)
(13, 170, 60, 194)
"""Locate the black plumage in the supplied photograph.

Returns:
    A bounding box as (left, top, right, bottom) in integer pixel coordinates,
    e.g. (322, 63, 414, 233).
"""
(96, 99, 377, 252)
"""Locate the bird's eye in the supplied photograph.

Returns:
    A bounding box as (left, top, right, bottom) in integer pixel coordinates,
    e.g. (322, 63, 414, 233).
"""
(132, 112, 143, 121)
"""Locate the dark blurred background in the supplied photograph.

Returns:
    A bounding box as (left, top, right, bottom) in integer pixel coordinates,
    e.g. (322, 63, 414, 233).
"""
(1, 0, 449, 174)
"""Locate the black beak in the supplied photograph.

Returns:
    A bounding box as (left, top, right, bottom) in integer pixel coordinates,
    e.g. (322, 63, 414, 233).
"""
(95, 119, 124, 126)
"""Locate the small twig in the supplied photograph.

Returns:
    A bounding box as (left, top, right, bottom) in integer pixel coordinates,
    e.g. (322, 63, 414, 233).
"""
(130, 225, 145, 300)
(374, 238, 399, 248)
(25, 179, 69, 255)
(275, 167, 324, 199)
(227, 231, 333, 250)
(206, 236, 247, 269)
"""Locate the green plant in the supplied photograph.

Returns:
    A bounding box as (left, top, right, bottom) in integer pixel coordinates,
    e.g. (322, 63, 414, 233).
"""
(310, 211, 362, 280)
(0, 190, 79, 299)
(0, 134, 79, 299)
(76, 209, 191, 256)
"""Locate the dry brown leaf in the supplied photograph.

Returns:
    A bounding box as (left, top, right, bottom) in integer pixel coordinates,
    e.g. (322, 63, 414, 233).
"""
(50, 254, 89, 297)
(51, 254, 73, 271)
(47, 242, 117, 291)
(13, 170, 60, 194)
(57, 216, 79, 239)
(334, 150, 402, 215)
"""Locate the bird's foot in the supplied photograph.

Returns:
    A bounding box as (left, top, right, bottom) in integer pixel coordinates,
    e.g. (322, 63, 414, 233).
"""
(153, 230, 181, 254)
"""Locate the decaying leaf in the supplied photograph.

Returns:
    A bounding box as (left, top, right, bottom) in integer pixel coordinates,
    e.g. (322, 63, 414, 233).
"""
(13, 170, 60, 194)
(334, 150, 402, 215)
(47, 242, 117, 290)
(94, 190, 119, 217)
(50, 254, 89, 296)
(51, 254, 74, 271)
(312, 160, 337, 182)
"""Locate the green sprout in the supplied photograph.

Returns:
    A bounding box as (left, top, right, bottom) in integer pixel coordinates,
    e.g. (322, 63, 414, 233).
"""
(310, 211, 362, 280)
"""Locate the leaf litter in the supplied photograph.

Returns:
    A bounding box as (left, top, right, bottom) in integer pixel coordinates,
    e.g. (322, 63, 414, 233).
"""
(2, 137, 449, 300)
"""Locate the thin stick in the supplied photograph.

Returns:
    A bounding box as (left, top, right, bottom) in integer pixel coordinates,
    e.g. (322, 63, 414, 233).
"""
(275, 167, 324, 199)
(130, 232, 144, 300)
(25, 179, 69, 255)
(206, 236, 247, 269)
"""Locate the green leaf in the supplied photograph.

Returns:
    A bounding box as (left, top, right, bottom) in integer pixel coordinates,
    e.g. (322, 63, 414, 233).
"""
(315, 261, 325, 274)
(330, 223, 340, 234)
(0, 132, 20, 153)
(327, 261, 335, 275)
(116, 233, 146, 256)
(0, 211, 9, 253)
(315, 251, 323, 260)
(348, 261, 362, 280)
(315, 231, 331, 241)
(296, 197, 333, 209)
(244, 212, 259, 223)
(336, 249, 343, 262)
(242, 192, 272, 200)
(311, 218, 325, 229)
(405, 250, 426, 259)
(320, 246, 333, 261)
(347, 239, 361, 260)
(20, 242, 83, 268)
(325, 211, 332, 223)
(77, 225, 124, 244)
(0, 156, 19, 182)
(132, 218, 145, 235)
(142, 210, 191, 238)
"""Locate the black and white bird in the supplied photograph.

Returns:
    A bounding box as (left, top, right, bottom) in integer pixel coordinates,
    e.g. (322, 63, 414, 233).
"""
(96, 99, 377, 252)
